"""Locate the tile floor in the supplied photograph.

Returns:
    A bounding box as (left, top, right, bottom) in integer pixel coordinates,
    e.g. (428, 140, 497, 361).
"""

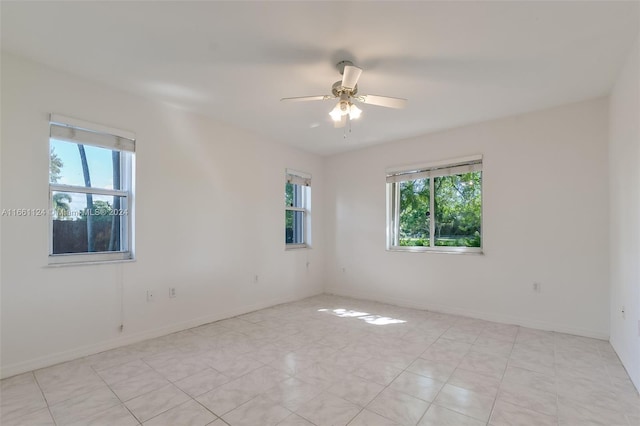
(1, 294, 638, 426)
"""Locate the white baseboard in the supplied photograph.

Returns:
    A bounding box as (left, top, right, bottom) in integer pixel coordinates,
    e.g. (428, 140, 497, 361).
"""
(324, 286, 610, 341)
(0, 289, 322, 379)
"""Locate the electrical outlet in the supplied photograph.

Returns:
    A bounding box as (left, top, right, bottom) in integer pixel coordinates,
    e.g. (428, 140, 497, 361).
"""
(146, 290, 154, 302)
(621, 305, 625, 319)
(253, 275, 259, 283)
(533, 282, 541, 293)
(342, 267, 347, 273)
(169, 287, 176, 298)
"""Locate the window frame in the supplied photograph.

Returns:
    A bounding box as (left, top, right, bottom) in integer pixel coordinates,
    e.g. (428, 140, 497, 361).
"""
(386, 155, 483, 254)
(285, 169, 311, 250)
(48, 114, 135, 265)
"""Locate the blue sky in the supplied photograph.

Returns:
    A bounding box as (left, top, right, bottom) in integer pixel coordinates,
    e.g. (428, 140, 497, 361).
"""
(50, 139, 120, 217)
(51, 139, 116, 189)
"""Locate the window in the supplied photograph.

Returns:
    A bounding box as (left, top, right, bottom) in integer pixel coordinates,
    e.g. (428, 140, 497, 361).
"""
(387, 156, 482, 253)
(49, 114, 135, 264)
(285, 169, 311, 248)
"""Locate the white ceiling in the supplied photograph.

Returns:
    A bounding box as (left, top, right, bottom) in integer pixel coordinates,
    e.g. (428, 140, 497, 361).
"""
(1, 1, 638, 156)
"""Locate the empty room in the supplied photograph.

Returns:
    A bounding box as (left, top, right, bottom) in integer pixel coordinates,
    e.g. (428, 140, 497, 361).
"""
(1, 1, 639, 425)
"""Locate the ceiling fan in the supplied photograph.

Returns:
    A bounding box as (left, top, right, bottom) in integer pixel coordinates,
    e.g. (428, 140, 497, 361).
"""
(281, 61, 408, 128)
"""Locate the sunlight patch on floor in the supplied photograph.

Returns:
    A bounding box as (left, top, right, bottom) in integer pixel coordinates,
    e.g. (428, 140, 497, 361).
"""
(318, 308, 407, 325)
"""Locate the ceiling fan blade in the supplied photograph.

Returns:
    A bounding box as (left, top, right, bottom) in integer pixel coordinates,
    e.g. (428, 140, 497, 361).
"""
(341, 65, 362, 90)
(334, 115, 347, 128)
(358, 94, 407, 109)
(280, 95, 333, 102)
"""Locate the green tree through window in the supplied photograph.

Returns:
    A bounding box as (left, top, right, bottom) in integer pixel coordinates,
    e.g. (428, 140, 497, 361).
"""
(389, 160, 482, 251)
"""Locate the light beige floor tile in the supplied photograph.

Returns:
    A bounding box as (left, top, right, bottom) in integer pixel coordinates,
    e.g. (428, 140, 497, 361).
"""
(143, 400, 216, 426)
(457, 351, 508, 379)
(196, 379, 257, 416)
(0, 373, 48, 423)
(320, 351, 371, 372)
(49, 386, 120, 425)
(109, 370, 170, 402)
(207, 354, 264, 379)
(347, 409, 401, 425)
(264, 377, 324, 411)
(447, 368, 501, 397)
(490, 399, 557, 426)
(478, 326, 518, 343)
(557, 395, 629, 426)
(418, 404, 485, 426)
(327, 374, 385, 407)
(149, 356, 211, 382)
(498, 381, 557, 416)
(295, 361, 349, 387)
(174, 368, 230, 398)
(295, 392, 361, 426)
(353, 358, 403, 386)
(191, 322, 232, 337)
(35, 362, 106, 406)
(471, 335, 514, 357)
(421, 339, 472, 362)
(0, 407, 56, 426)
(222, 394, 291, 426)
(98, 359, 154, 386)
(270, 352, 317, 376)
(276, 413, 316, 425)
(407, 358, 459, 382)
(247, 344, 291, 365)
(366, 387, 430, 426)
(85, 348, 141, 372)
(441, 327, 481, 344)
(433, 384, 495, 422)
(1, 372, 38, 389)
(502, 366, 556, 393)
(3, 295, 639, 426)
(125, 384, 190, 423)
(508, 348, 556, 377)
(197, 366, 289, 416)
(558, 374, 637, 414)
(627, 413, 640, 426)
(388, 371, 444, 402)
(67, 404, 139, 426)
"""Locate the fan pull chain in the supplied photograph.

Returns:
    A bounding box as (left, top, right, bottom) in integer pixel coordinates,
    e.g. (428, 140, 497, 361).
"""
(343, 116, 353, 139)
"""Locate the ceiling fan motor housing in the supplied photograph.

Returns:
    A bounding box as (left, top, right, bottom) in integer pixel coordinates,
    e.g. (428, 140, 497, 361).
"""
(332, 81, 358, 97)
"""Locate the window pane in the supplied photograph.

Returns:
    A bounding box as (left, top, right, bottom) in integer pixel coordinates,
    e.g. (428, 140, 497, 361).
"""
(285, 182, 304, 208)
(50, 139, 122, 190)
(398, 178, 430, 246)
(51, 191, 128, 254)
(285, 182, 293, 207)
(434, 172, 482, 248)
(285, 210, 305, 244)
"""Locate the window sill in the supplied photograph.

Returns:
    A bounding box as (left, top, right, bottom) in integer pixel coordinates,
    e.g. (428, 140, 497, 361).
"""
(387, 246, 483, 255)
(46, 253, 135, 267)
(285, 244, 309, 251)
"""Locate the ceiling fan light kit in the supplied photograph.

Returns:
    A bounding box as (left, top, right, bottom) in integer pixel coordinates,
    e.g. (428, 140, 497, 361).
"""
(281, 60, 407, 129)
(329, 92, 362, 122)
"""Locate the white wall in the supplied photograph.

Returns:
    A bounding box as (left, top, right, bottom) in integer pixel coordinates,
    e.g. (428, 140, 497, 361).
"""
(0, 53, 325, 378)
(325, 98, 610, 339)
(0, 50, 627, 381)
(609, 36, 640, 390)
